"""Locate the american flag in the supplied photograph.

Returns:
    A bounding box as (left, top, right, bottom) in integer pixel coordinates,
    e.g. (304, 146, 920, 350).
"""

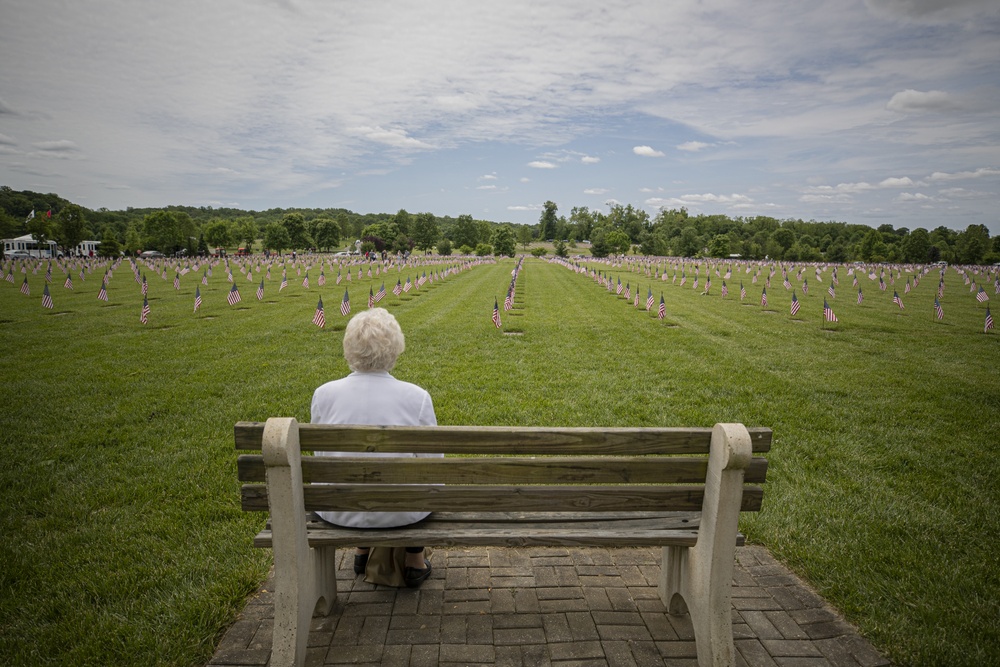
(340, 289, 351, 316)
(646, 287, 655, 311)
(194, 286, 202, 312)
(857, 288, 864, 305)
(504, 290, 513, 311)
(318, 270, 325, 286)
(679, 273, 686, 287)
(20, 276, 30, 295)
(658, 293, 666, 320)
(934, 298, 944, 320)
(336, 270, 342, 285)
(302, 272, 309, 289)
(141, 275, 148, 295)
(904, 279, 911, 294)
(783, 278, 792, 290)
(492, 298, 502, 328)
(140, 297, 150, 324)
(227, 284, 242, 305)
(986, 307, 994, 333)
(257, 279, 265, 301)
(633, 289, 639, 307)
(64, 274, 73, 290)
(375, 282, 386, 302)
(174, 273, 180, 290)
(280, 272, 288, 291)
(403, 277, 412, 293)
(393, 279, 402, 295)
(623, 283, 630, 300)
(5, 268, 14, 283)
(42, 284, 53, 309)
(98, 283, 108, 302)
(202, 271, 208, 286)
(313, 297, 326, 328)
(790, 291, 800, 316)
(976, 287, 989, 303)
(892, 291, 904, 309)
(879, 276, 886, 291)
(828, 283, 835, 298)
(824, 299, 838, 322)
(721, 281, 728, 298)
(368, 287, 375, 308)
(760, 288, 767, 307)
(802, 279, 808, 295)
(740, 282, 746, 300)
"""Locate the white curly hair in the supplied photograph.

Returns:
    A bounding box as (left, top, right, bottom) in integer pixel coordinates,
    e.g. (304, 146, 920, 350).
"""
(342, 308, 406, 372)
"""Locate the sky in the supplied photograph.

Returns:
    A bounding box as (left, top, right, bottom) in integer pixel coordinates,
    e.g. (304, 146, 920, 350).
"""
(1, 0, 999, 234)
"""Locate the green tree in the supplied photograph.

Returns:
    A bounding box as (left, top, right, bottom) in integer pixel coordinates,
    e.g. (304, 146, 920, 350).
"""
(436, 238, 452, 256)
(474, 243, 493, 256)
(590, 228, 610, 258)
(902, 228, 930, 263)
(412, 212, 440, 252)
(553, 239, 568, 258)
(263, 222, 291, 254)
(143, 210, 194, 254)
(516, 224, 533, 249)
(312, 217, 341, 252)
(539, 201, 558, 240)
(124, 222, 142, 255)
(25, 213, 53, 255)
(859, 229, 887, 262)
(708, 234, 729, 258)
(203, 219, 233, 251)
(0, 208, 17, 239)
(531, 247, 548, 257)
(770, 228, 795, 257)
(55, 204, 88, 253)
(393, 209, 412, 238)
(232, 216, 259, 252)
(490, 225, 516, 257)
(281, 212, 310, 250)
(605, 229, 631, 255)
(451, 215, 478, 249)
(98, 226, 120, 257)
(956, 224, 989, 264)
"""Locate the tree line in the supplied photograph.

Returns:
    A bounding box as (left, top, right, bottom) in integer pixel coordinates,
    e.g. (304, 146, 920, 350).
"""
(1, 186, 996, 264)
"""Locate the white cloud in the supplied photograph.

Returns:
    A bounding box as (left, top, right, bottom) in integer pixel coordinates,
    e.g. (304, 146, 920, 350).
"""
(676, 141, 709, 152)
(508, 204, 544, 211)
(583, 188, 608, 194)
(581, 155, 601, 164)
(897, 192, 933, 201)
(928, 167, 1000, 181)
(527, 161, 556, 169)
(476, 185, 496, 190)
(32, 140, 80, 153)
(645, 192, 753, 208)
(886, 89, 960, 114)
(633, 145, 665, 157)
(878, 176, 915, 188)
(353, 126, 434, 150)
(479, 173, 498, 180)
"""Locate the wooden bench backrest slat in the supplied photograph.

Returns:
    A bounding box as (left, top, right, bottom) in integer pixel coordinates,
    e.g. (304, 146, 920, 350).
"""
(237, 454, 769, 485)
(234, 422, 772, 454)
(240, 484, 765, 513)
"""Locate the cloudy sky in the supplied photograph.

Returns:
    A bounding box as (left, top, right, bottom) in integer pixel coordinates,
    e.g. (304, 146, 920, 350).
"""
(2, 0, 999, 233)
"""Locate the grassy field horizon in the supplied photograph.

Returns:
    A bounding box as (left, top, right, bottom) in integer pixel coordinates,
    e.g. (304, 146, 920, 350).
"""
(1, 253, 998, 666)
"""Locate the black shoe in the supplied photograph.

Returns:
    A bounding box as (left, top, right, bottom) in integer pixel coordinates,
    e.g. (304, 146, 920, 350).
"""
(404, 559, 432, 588)
(353, 551, 369, 575)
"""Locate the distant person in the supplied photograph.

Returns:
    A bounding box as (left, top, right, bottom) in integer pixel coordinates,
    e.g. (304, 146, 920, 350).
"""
(310, 307, 436, 587)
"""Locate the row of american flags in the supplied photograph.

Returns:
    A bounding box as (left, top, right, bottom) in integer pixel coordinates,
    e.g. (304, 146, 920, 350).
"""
(492, 256, 525, 329)
(4, 254, 496, 327)
(549, 256, 997, 333)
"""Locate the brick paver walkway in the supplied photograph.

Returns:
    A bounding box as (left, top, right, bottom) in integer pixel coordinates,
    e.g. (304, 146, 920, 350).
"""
(209, 545, 889, 666)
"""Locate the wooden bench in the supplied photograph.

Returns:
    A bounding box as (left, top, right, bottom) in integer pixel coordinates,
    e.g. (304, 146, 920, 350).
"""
(236, 418, 771, 667)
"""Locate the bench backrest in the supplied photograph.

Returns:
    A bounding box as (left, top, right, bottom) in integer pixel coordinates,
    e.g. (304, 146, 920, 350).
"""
(236, 421, 770, 516)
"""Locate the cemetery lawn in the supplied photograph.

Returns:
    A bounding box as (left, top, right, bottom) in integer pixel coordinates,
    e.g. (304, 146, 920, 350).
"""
(0, 256, 997, 666)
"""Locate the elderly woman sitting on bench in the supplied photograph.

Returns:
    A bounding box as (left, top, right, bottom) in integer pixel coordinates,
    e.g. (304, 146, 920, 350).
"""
(310, 307, 437, 588)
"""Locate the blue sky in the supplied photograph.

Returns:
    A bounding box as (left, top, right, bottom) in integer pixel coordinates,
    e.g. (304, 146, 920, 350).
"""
(1, 0, 999, 234)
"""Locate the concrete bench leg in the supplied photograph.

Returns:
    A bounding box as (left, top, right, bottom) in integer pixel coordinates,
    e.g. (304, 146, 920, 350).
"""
(263, 417, 338, 667)
(658, 423, 752, 667)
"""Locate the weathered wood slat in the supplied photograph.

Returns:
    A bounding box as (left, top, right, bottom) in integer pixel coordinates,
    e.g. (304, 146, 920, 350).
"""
(237, 454, 769, 484)
(241, 484, 765, 513)
(234, 422, 772, 454)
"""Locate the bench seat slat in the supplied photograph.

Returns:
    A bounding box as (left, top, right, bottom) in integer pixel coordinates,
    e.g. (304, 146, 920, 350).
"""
(241, 484, 765, 513)
(237, 455, 769, 485)
(235, 422, 773, 454)
(250, 511, 743, 549)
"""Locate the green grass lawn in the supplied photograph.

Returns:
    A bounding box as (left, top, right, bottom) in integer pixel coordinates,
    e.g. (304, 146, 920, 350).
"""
(1, 255, 998, 666)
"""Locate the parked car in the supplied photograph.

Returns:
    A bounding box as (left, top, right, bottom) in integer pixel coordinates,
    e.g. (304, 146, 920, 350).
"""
(5, 250, 32, 260)
(140, 250, 165, 258)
